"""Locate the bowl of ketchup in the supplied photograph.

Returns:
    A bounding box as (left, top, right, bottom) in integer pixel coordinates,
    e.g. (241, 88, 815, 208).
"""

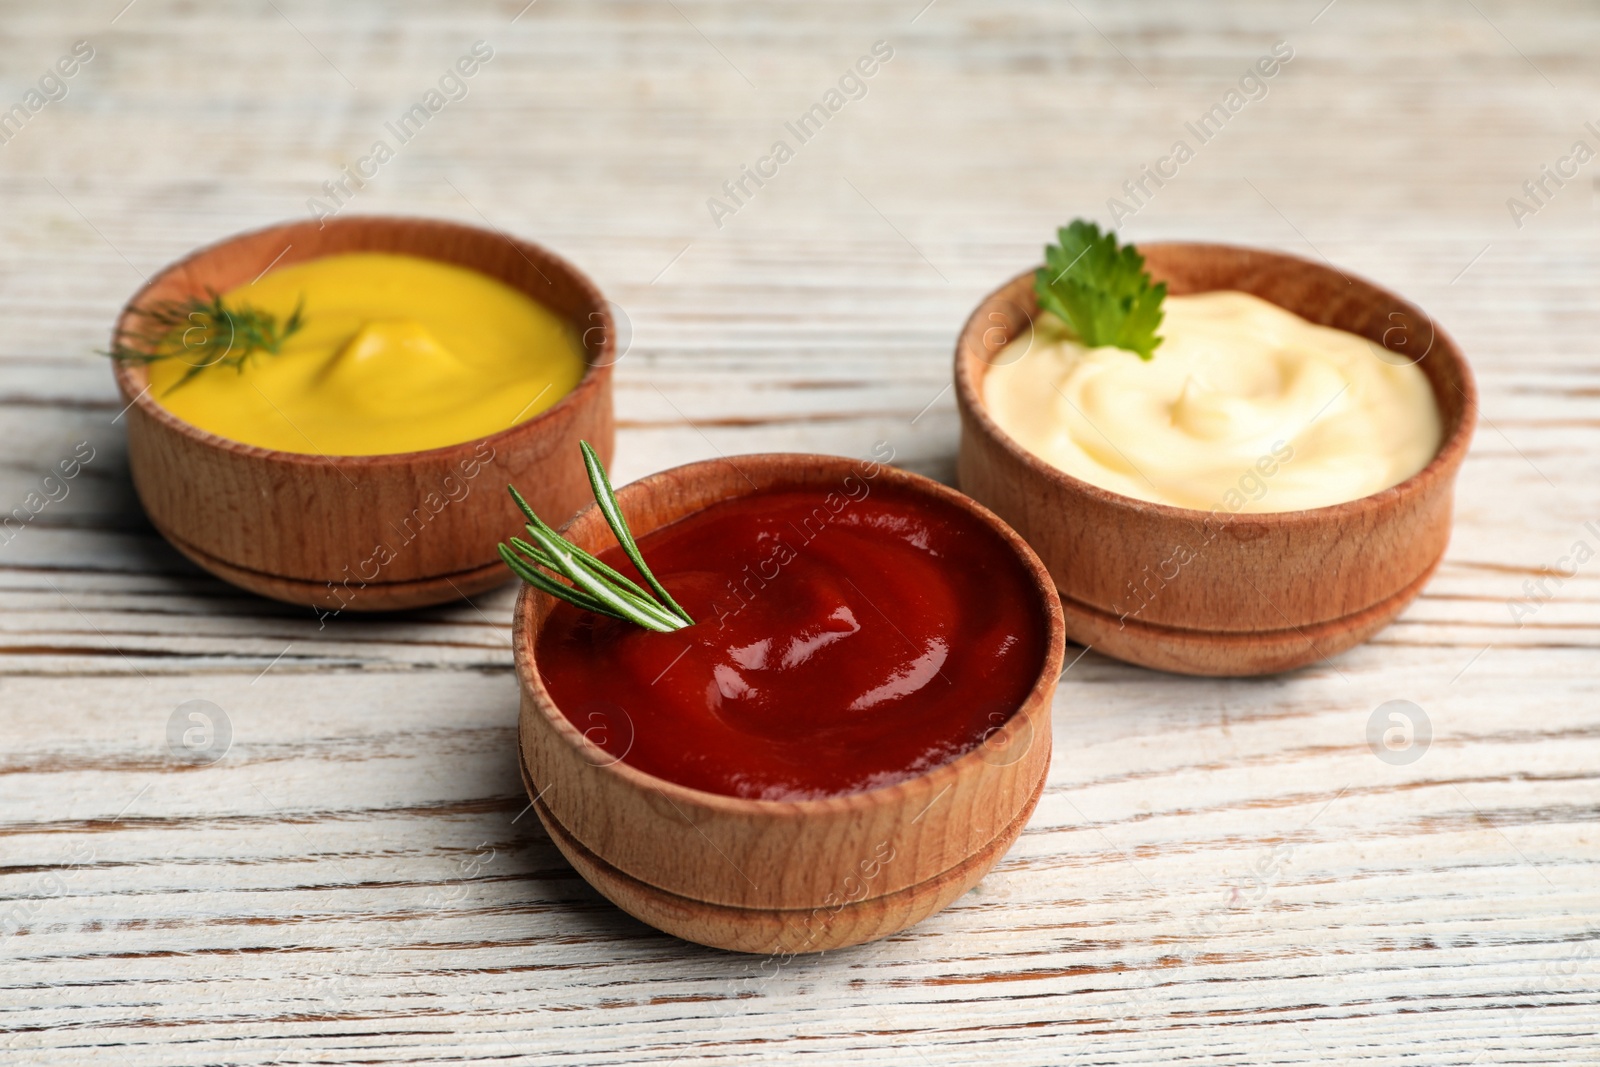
(513, 452, 1064, 954)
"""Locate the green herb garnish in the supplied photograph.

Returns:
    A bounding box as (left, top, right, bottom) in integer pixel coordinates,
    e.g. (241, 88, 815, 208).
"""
(105, 291, 305, 392)
(499, 441, 694, 633)
(1034, 219, 1166, 360)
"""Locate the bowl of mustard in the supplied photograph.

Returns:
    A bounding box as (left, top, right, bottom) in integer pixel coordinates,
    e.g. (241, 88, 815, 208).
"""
(109, 216, 615, 613)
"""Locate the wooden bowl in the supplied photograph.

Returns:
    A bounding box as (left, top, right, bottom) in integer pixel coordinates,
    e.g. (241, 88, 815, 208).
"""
(955, 244, 1477, 676)
(512, 454, 1065, 954)
(109, 216, 615, 612)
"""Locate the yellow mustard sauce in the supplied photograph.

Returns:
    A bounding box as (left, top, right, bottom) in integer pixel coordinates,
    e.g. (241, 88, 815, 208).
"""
(983, 290, 1443, 512)
(149, 252, 586, 455)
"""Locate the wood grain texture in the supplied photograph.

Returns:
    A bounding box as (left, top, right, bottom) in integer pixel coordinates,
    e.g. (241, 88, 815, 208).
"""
(955, 245, 1477, 675)
(113, 216, 617, 611)
(2, 0, 1598, 1063)
(513, 455, 1062, 948)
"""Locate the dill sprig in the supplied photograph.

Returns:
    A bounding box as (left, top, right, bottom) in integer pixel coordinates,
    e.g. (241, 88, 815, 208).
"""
(105, 290, 305, 392)
(499, 441, 695, 633)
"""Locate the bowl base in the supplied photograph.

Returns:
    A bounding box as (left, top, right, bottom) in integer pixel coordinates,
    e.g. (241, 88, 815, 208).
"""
(520, 750, 1046, 954)
(158, 519, 512, 611)
(1057, 552, 1441, 676)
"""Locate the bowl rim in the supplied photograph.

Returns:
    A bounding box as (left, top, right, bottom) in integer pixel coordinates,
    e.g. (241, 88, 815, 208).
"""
(108, 213, 614, 467)
(954, 241, 1479, 527)
(512, 452, 1066, 818)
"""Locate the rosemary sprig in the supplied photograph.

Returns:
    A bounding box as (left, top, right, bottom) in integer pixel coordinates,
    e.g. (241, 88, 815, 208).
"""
(105, 290, 305, 392)
(498, 442, 695, 633)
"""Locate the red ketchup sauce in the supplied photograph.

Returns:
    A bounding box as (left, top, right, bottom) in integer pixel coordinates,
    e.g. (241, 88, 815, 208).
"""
(536, 479, 1047, 800)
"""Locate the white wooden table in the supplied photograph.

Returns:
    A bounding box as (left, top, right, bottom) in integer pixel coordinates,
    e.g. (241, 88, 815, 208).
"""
(2, 2, 1597, 1063)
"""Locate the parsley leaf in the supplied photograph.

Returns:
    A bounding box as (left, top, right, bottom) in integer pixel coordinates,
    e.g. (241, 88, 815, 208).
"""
(1033, 219, 1167, 360)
